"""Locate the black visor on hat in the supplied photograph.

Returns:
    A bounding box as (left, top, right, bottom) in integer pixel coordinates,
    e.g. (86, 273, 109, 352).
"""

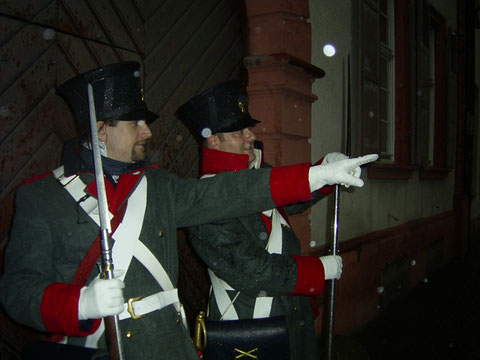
(175, 80, 260, 138)
(58, 61, 159, 135)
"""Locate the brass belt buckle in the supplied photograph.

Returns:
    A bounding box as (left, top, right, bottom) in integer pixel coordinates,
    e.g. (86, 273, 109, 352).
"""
(127, 296, 144, 319)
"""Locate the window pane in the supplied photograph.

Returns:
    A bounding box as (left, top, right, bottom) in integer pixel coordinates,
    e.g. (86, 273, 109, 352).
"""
(380, 89, 393, 160)
(380, 14, 387, 44)
(380, 120, 389, 157)
(359, 0, 395, 160)
(362, 4, 379, 76)
(380, 90, 387, 122)
(362, 79, 381, 152)
(380, 57, 388, 88)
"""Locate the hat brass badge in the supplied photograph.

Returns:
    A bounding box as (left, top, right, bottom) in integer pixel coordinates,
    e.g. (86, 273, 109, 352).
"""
(238, 101, 246, 113)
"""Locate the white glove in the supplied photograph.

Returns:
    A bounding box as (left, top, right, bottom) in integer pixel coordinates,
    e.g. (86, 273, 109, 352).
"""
(322, 153, 360, 187)
(323, 152, 349, 164)
(320, 255, 343, 280)
(78, 273, 125, 320)
(309, 154, 378, 190)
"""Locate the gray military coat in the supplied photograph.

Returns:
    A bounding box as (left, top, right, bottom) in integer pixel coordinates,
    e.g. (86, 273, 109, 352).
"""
(188, 201, 326, 360)
(0, 151, 290, 359)
(187, 148, 329, 360)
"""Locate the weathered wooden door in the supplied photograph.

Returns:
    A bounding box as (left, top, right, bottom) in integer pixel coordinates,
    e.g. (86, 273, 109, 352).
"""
(0, 0, 245, 357)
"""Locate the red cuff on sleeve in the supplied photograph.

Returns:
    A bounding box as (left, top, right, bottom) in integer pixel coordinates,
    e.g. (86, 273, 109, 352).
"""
(270, 163, 313, 207)
(288, 255, 325, 296)
(41, 283, 101, 337)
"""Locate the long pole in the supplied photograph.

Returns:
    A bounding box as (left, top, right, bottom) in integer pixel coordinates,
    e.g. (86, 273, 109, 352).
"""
(87, 84, 125, 360)
(326, 184, 340, 360)
(326, 55, 351, 360)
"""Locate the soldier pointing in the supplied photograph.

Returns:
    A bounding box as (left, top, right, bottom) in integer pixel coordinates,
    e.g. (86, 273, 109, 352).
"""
(0, 62, 377, 359)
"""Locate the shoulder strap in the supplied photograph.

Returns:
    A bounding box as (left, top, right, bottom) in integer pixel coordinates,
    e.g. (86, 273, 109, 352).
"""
(52, 166, 124, 285)
(72, 203, 127, 286)
(52, 166, 113, 226)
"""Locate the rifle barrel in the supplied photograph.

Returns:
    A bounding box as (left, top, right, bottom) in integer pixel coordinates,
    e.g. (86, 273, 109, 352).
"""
(88, 84, 125, 360)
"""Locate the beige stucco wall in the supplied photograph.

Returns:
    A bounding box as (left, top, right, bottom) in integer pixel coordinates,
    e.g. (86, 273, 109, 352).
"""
(308, 0, 458, 247)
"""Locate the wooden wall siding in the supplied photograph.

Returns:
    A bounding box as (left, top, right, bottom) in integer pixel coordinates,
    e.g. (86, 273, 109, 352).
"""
(0, 0, 245, 356)
(0, 1, 62, 250)
(145, 0, 245, 172)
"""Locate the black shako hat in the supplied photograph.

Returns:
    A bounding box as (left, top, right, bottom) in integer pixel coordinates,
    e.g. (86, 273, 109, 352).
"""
(175, 80, 260, 138)
(57, 61, 159, 135)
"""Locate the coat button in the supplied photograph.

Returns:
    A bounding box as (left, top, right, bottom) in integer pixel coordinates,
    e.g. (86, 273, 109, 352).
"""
(126, 331, 133, 338)
(158, 230, 164, 237)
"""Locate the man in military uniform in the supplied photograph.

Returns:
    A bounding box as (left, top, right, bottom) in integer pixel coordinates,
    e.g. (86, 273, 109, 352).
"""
(0, 63, 377, 359)
(177, 81, 357, 360)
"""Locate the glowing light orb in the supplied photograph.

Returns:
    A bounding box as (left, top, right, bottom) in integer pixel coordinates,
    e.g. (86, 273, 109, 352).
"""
(323, 44, 336, 57)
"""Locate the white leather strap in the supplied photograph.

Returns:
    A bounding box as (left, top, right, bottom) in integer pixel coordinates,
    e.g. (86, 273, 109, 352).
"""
(119, 289, 179, 320)
(208, 208, 288, 320)
(132, 240, 186, 326)
(209, 269, 239, 320)
(252, 209, 286, 318)
(110, 176, 147, 281)
(55, 171, 184, 347)
(52, 166, 113, 227)
(133, 240, 174, 290)
(84, 176, 147, 349)
(248, 149, 262, 170)
(201, 173, 239, 320)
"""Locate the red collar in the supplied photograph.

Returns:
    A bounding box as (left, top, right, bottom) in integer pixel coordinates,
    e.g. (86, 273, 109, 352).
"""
(201, 146, 249, 175)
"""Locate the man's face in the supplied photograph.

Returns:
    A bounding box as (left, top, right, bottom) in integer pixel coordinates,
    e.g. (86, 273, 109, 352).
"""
(98, 120, 152, 163)
(214, 127, 256, 164)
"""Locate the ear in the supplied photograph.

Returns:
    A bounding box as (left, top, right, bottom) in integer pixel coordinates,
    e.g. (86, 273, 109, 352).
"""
(206, 134, 221, 150)
(97, 121, 107, 142)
